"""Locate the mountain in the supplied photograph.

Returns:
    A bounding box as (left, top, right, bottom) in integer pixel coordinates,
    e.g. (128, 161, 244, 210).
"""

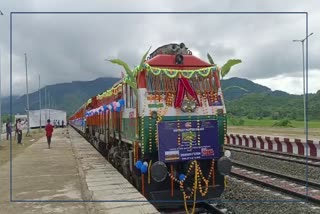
(1, 76, 318, 120)
(220, 77, 272, 100)
(1, 77, 119, 116)
(225, 88, 320, 120)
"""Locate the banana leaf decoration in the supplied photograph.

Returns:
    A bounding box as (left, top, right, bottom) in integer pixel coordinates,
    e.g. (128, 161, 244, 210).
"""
(140, 46, 151, 69)
(108, 59, 135, 83)
(221, 59, 242, 78)
(108, 47, 151, 97)
(207, 53, 241, 79)
(207, 53, 215, 65)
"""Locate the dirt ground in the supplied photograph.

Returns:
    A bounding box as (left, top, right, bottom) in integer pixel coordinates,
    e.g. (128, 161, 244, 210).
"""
(0, 129, 46, 167)
(228, 126, 320, 140)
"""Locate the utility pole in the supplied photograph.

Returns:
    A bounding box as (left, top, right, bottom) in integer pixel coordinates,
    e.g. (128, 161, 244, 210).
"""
(44, 86, 47, 122)
(0, 42, 2, 142)
(48, 91, 50, 119)
(0, 10, 3, 143)
(39, 74, 41, 130)
(24, 53, 30, 136)
(293, 32, 314, 134)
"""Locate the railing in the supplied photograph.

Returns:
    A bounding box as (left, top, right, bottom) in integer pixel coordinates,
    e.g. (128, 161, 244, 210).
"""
(226, 133, 320, 157)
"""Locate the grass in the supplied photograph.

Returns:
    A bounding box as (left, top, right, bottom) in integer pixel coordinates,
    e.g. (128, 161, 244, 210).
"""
(228, 118, 320, 128)
(0, 129, 45, 167)
(227, 117, 320, 139)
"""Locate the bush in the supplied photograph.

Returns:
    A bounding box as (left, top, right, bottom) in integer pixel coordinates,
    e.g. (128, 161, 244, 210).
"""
(272, 119, 294, 127)
(228, 115, 245, 126)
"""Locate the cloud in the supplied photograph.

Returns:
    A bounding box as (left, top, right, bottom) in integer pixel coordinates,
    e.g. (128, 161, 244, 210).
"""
(0, 0, 319, 97)
(252, 69, 320, 94)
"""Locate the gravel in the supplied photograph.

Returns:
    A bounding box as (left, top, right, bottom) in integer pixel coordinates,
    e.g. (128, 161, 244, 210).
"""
(218, 177, 320, 214)
(230, 150, 320, 183)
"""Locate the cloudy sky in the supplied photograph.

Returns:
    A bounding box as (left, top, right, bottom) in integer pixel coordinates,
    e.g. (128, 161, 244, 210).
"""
(0, 0, 319, 97)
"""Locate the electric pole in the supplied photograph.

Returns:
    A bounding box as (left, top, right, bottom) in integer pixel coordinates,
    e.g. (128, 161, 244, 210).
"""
(45, 86, 47, 122)
(25, 53, 30, 136)
(39, 74, 41, 131)
(0, 10, 3, 143)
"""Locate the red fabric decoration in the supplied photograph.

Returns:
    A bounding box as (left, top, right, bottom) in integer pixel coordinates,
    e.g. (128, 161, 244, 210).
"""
(174, 78, 200, 108)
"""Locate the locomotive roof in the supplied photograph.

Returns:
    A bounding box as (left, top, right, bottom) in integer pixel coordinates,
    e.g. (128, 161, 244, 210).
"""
(146, 54, 213, 68)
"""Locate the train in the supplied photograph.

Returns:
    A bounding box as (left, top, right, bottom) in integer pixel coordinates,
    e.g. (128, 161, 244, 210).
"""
(69, 43, 235, 210)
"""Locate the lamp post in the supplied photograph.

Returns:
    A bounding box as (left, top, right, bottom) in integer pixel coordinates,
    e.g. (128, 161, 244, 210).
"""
(293, 32, 313, 134)
(0, 10, 3, 143)
(24, 53, 30, 136)
(39, 74, 41, 130)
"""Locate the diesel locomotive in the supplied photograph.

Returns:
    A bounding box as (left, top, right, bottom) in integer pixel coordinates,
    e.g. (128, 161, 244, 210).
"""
(69, 43, 235, 210)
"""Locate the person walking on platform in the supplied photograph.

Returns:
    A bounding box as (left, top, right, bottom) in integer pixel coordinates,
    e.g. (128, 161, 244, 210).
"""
(17, 119, 23, 144)
(45, 119, 54, 149)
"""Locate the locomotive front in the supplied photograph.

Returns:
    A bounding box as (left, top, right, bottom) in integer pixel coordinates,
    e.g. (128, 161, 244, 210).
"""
(134, 43, 232, 205)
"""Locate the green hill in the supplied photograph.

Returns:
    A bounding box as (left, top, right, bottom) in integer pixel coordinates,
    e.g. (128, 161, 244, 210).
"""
(2, 77, 119, 116)
(2, 77, 319, 121)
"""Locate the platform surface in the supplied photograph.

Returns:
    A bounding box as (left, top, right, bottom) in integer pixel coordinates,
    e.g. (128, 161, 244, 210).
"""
(0, 127, 159, 214)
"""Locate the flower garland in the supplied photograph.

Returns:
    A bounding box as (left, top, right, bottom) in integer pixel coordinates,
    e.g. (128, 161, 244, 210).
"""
(168, 159, 215, 199)
(140, 100, 148, 156)
(155, 93, 173, 149)
(132, 63, 217, 79)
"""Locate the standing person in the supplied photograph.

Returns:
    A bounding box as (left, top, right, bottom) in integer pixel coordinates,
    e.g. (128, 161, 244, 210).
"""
(14, 119, 18, 140)
(57, 120, 60, 128)
(61, 120, 64, 128)
(45, 119, 54, 149)
(17, 119, 23, 144)
(6, 120, 12, 140)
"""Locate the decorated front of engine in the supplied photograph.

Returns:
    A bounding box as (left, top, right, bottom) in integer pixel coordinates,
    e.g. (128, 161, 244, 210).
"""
(133, 44, 233, 208)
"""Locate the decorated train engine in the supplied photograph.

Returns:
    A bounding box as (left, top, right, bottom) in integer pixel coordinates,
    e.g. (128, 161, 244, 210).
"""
(70, 43, 234, 208)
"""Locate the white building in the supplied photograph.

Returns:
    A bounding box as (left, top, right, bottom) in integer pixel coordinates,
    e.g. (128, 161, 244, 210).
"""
(15, 109, 67, 128)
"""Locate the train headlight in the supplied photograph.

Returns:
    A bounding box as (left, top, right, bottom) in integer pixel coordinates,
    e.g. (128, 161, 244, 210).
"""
(151, 161, 168, 182)
(224, 150, 231, 158)
(181, 100, 197, 113)
(217, 156, 232, 176)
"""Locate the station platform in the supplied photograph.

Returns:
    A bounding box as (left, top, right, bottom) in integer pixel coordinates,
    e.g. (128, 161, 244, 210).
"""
(0, 128, 159, 214)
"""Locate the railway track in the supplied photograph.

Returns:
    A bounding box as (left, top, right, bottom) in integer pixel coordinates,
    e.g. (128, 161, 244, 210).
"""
(231, 161, 320, 204)
(225, 144, 320, 167)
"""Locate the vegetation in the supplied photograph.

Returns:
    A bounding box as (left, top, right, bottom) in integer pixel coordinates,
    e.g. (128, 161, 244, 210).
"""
(226, 117, 320, 128)
(272, 119, 293, 127)
(225, 90, 320, 121)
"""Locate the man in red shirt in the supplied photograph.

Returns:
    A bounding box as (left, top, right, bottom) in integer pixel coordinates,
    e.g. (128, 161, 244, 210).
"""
(45, 119, 54, 149)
